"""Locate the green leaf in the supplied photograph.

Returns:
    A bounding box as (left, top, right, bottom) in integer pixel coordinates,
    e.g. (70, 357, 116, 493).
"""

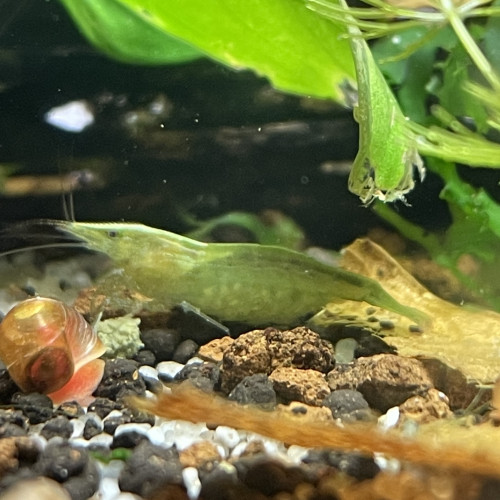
(59, 0, 203, 64)
(375, 159, 500, 311)
(434, 40, 489, 133)
(61, 0, 355, 102)
(185, 211, 306, 250)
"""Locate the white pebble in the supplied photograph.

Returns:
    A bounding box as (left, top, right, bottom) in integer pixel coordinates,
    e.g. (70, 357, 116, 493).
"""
(230, 441, 248, 459)
(182, 467, 202, 500)
(378, 406, 400, 430)
(157, 361, 184, 379)
(139, 365, 159, 381)
(88, 433, 113, 447)
(98, 477, 121, 500)
(287, 445, 309, 463)
(262, 438, 287, 457)
(147, 425, 166, 446)
(103, 410, 124, 421)
(70, 419, 85, 438)
(69, 437, 89, 448)
(186, 356, 204, 365)
(214, 426, 241, 450)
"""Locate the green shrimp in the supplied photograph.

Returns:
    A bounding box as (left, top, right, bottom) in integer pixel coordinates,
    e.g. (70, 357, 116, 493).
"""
(52, 221, 428, 326)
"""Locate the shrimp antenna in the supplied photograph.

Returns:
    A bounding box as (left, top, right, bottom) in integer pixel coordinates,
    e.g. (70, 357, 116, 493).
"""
(0, 219, 86, 258)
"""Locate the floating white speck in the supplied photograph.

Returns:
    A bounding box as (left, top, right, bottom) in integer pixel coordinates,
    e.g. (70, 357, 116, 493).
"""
(44, 100, 94, 132)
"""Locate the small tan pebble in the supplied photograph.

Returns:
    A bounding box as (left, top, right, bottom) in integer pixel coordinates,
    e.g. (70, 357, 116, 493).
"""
(0, 437, 39, 478)
(179, 440, 221, 468)
(327, 354, 433, 413)
(198, 336, 235, 362)
(276, 401, 333, 423)
(399, 388, 452, 424)
(0, 477, 70, 500)
(240, 439, 267, 457)
(270, 367, 330, 406)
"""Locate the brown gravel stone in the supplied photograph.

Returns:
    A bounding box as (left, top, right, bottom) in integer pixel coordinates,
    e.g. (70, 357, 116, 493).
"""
(399, 388, 452, 424)
(239, 440, 267, 458)
(419, 357, 490, 410)
(270, 367, 330, 406)
(276, 401, 333, 423)
(221, 330, 271, 392)
(179, 440, 221, 468)
(327, 354, 433, 412)
(0, 436, 39, 478)
(198, 336, 235, 363)
(221, 327, 334, 393)
(265, 327, 334, 372)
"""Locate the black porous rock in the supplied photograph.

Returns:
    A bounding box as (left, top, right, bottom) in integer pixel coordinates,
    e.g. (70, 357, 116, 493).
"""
(118, 441, 183, 498)
(11, 393, 54, 424)
(87, 397, 121, 419)
(174, 362, 220, 392)
(354, 335, 396, 358)
(0, 370, 20, 404)
(111, 429, 149, 449)
(127, 408, 155, 426)
(93, 359, 146, 401)
(0, 423, 27, 437)
(41, 416, 73, 440)
(479, 478, 500, 500)
(237, 458, 310, 497)
(63, 463, 100, 500)
(133, 349, 156, 367)
(0, 409, 28, 429)
(141, 328, 181, 362)
(168, 301, 230, 345)
(103, 414, 131, 435)
(322, 389, 373, 422)
(57, 401, 85, 418)
(200, 466, 266, 500)
(35, 441, 88, 481)
(173, 339, 199, 364)
(228, 374, 277, 408)
(303, 449, 379, 481)
(83, 416, 102, 440)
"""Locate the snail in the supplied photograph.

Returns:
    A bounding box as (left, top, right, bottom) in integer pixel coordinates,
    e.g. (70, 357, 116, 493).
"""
(0, 297, 106, 406)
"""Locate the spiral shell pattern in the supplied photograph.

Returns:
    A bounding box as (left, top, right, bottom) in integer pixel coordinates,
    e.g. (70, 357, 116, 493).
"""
(0, 297, 106, 398)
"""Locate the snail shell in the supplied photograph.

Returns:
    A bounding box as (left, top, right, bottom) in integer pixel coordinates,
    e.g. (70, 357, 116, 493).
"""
(0, 297, 106, 397)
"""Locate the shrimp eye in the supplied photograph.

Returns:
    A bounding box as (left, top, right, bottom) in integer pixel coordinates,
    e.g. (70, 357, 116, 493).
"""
(107, 230, 118, 238)
(28, 347, 73, 394)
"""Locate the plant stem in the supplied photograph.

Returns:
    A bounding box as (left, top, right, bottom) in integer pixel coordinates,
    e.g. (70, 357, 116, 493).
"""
(437, 0, 500, 92)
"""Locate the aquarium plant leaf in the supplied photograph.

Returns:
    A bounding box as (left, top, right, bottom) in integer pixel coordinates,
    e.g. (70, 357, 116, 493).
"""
(61, 0, 356, 103)
(59, 0, 203, 64)
(337, 238, 500, 384)
(309, 0, 425, 203)
(409, 118, 500, 167)
(374, 159, 500, 311)
(184, 211, 306, 250)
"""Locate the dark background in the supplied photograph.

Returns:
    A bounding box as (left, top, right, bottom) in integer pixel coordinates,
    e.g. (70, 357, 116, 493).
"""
(0, 0, 449, 247)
